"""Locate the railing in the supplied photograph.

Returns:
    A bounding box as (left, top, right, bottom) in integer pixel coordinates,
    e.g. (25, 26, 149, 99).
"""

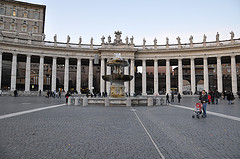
(1, 34, 240, 51)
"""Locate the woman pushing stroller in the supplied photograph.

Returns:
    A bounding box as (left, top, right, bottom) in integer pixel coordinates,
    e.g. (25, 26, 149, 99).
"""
(199, 90, 208, 118)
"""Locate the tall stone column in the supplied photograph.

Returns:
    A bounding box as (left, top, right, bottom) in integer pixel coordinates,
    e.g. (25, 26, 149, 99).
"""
(64, 57, 69, 92)
(76, 58, 81, 93)
(217, 56, 223, 93)
(100, 58, 105, 94)
(231, 55, 237, 95)
(190, 58, 196, 95)
(51, 57, 57, 92)
(142, 59, 147, 96)
(38, 56, 44, 92)
(166, 59, 171, 94)
(25, 55, 31, 92)
(0, 52, 2, 89)
(124, 64, 129, 95)
(88, 58, 93, 93)
(106, 62, 111, 95)
(154, 59, 159, 95)
(11, 53, 17, 91)
(203, 57, 209, 93)
(130, 58, 135, 96)
(178, 58, 183, 95)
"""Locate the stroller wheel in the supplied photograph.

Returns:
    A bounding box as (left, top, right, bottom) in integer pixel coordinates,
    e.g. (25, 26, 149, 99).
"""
(192, 115, 195, 118)
(197, 115, 200, 118)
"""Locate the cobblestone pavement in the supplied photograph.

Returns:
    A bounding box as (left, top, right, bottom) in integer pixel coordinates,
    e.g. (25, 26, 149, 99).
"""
(0, 96, 239, 159)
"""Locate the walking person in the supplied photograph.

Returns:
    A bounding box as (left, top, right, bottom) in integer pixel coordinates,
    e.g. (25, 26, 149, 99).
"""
(215, 90, 220, 104)
(65, 91, 71, 104)
(199, 90, 208, 118)
(166, 93, 170, 105)
(177, 92, 181, 103)
(171, 92, 174, 102)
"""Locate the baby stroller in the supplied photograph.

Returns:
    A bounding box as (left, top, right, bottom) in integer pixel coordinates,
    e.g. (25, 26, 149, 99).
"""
(192, 103, 203, 118)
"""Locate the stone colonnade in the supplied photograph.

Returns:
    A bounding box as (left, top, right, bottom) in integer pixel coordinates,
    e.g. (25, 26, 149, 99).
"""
(0, 52, 239, 95)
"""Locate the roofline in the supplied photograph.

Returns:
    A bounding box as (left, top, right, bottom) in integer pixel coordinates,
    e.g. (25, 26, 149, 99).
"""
(2, 0, 46, 8)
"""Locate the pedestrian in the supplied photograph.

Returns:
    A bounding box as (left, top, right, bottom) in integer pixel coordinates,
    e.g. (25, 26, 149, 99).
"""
(199, 90, 208, 118)
(215, 91, 220, 104)
(226, 91, 231, 104)
(47, 90, 50, 98)
(177, 92, 181, 103)
(39, 90, 41, 96)
(58, 91, 61, 98)
(230, 92, 235, 104)
(208, 93, 211, 104)
(14, 90, 18, 97)
(211, 90, 215, 104)
(166, 93, 170, 105)
(0, 89, 2, 96)
(65, 91, 71, 104)
(171, 92, 174, 102)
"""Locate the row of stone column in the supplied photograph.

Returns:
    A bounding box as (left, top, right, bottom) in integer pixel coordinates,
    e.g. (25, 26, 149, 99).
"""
(141, 56, 238, 95)
(0, 53, 238, 95)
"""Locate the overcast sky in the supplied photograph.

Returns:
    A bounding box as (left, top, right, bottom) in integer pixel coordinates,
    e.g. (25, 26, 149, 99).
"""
(22, 0, 240, 45)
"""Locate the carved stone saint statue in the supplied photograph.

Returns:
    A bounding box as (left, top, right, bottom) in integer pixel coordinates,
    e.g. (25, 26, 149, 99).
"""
(130, 36, 134, 45)
(101, 36, 105, 44)
(230, 31, 234, 40)
(176, 36, 181, 45)
(216, 32, 220, 42)
(189, 35, 193, 44)
(166, 37, 169, 45)
(79, 36, 82, 45)
(143, 38, 146, 46)
(42, 33, 45, 41)
(67, 35, 70, 43)
(203, 34, 207, 43)
(154, 38, 157, 46)
(90, 37, 93, 45)
(125, 36, 128, 45)
(108, 35, 111, 43)
(54, 34, 57, 43)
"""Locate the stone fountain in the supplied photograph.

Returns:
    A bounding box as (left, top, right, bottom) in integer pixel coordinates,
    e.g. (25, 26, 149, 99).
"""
(102, 53, 133, 98)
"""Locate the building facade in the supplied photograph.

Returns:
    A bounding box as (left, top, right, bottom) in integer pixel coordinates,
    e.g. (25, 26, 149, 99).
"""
(0, 0, 240, 96)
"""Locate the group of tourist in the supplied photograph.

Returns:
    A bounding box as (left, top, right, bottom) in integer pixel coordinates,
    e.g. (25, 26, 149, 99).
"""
(44, 90, 61, 98)
(166, 92, 182, 104)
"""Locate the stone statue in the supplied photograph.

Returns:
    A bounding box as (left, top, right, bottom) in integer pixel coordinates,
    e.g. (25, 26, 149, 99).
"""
(189, 35, 193, 44)
(114, 30, 122, 44)
(143, 38, 146, 46)
(154, 37, 157, 46)
(203, 34, 207, 43)
(125, 36, 128, 45)
(54, 34, 57, 43)
(90, 37, 93, 45)
(130, 36, 134, 45)
(216, 32, 220, 42)
(79, 36, 82, 45)
(176, 36, 181, 45)
(230, 31, 234, 40)
(101, 35, 105, 44)
(67, 35, 70, 43)
(166, 37, 169, 45)
(108, 35, 111, 43)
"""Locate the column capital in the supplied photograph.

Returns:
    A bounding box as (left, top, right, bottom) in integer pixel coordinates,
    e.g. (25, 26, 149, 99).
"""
(203, 57, 208, 60)
(12, 52, 18, 56)
(231, 54, 236, 58)
(190, 57, 195, 61)
(65, 56, 70, 60)
(77, 57, 82, 61)
(154, 59, 158, 62)
(39, 55, 45, 58)
(216, 56, 222, 60)
(52, 56, 57, 59)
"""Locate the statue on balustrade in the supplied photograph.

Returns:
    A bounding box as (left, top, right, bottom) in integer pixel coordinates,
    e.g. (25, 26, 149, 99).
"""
(67, 35, 70, 43)
(90, 37, 93, 45)
(79, 36, 82, 45)
(114, 30, 123, 45)
(143, 38, 146, 46)
(42, 34, 45, 41)
(101, 36, 105, 44)
(108, 35, 111, 43)
(216, 32, 220, 42)
(166, 37, 169, 45)
(54, 34, 57, 43)
(189, 35, 193, 44)
(154, 37, 157, 46)
(125, 36, 129, 45)
(176, 36, 181, 45)
(230, 31, 234, 40)
(130, 36, 134, 45)
(203, 34, 207, 43)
